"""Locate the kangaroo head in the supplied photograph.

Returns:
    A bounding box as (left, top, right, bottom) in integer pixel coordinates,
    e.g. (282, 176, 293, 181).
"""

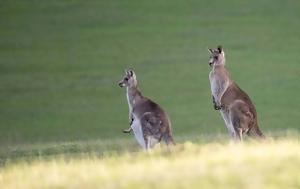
(118, 69, 137, 88)
(208, 45, 225, 67)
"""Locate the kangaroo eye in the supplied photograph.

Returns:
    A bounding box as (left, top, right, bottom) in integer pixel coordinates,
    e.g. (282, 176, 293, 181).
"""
(124, 78, 128, 81)
(214, 56, 218, 60)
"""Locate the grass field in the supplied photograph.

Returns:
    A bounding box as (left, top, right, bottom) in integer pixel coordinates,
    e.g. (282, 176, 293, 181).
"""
(0, 0, 300, 188)
(1, 0, 300, 145)
(1, 139, 300, 189)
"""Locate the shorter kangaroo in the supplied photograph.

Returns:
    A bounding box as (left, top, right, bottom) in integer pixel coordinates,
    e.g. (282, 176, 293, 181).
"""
(208, 46, 265, 141)
(118, 69, 175, 150)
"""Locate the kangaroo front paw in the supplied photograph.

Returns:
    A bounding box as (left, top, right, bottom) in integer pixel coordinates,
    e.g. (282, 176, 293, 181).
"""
(212, 96, 222, 110)
(220, 104, 225, 109)
(122, 128, 132, 133)
(214, 103, 225, 110)
(214, 104, 222, 110)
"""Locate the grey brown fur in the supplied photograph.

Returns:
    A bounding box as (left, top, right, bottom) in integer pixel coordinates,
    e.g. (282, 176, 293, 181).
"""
(118, 69, 175, 149)
(208, 46, 265, 141)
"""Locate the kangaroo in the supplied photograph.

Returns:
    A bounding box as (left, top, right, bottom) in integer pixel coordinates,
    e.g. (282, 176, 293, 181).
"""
(118, 69, 175, 150)
(208, 46, 265, 141)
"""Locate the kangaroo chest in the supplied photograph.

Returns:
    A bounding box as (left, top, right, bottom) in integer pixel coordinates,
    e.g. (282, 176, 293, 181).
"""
(209, 71, 220, 97)
(126, 93, 133, 113)
(126, 92, 146, 149)
(209, 70, 229, 98)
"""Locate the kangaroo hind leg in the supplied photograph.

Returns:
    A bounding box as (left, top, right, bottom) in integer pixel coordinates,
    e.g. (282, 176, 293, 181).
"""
(229, 101, 252, 141)
(146, 136, 160, 150)
(141, 112, 161, 150)
(229, 113, 243, 141)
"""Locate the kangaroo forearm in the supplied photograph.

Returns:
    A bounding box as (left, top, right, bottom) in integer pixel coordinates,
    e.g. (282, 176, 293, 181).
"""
(129, 113, 134, 125)
(215, 80, 228, 103)
(212, 95, 222, 110)
(214, 91, 223, 103)
(129, 117, 134, 125)
(216, 92, 225, 103)
(212, 95, 217, 104)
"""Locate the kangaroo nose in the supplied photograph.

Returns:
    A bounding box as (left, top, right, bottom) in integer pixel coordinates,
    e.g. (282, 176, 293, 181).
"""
(118, 81, 123, 87)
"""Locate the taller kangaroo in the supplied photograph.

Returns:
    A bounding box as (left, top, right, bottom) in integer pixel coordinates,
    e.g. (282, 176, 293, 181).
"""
(118, 69, 175, 150)
(208, 46, 264, 140)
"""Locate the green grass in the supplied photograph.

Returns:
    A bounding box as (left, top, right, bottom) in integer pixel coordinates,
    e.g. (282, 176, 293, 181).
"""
(1, 139, 300, 189)
(1, 0, 300, 180)
(1, 0, 300, 145)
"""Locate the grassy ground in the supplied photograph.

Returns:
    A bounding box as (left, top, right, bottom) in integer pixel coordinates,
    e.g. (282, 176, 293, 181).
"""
(0, 1, 300, 187)
(1, 139, 300, 189)
(1, 0, 300, 146)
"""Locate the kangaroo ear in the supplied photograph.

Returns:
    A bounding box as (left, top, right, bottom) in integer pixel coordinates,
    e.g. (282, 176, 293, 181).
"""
(208, 48, 213, 54)
(217, 45, 223, 53)
(126, 69, 134, 77)
(125, 70, 130, 76)
(129, 70, 133, 77)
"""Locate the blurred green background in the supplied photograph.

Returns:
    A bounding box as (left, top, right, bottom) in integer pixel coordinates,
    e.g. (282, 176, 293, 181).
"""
(1, 0, 300, 145)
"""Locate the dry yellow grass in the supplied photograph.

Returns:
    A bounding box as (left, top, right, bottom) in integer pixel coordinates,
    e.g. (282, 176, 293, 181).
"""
(0, 140, 300, 189)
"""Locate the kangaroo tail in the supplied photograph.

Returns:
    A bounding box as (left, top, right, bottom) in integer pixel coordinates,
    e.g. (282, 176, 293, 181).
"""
(248, 124, 265, 139)
(163, 134, 176, 146)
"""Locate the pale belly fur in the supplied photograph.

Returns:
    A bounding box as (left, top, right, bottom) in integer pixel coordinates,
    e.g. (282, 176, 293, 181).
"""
(210, 79, 218, 98)
(220, 109, 235, 136)
(131, 118, 146, 149)
(209, 74, 229, 103)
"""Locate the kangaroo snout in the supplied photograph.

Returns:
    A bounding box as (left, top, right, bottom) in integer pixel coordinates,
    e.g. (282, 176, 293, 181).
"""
(118, 81, 124, 87)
